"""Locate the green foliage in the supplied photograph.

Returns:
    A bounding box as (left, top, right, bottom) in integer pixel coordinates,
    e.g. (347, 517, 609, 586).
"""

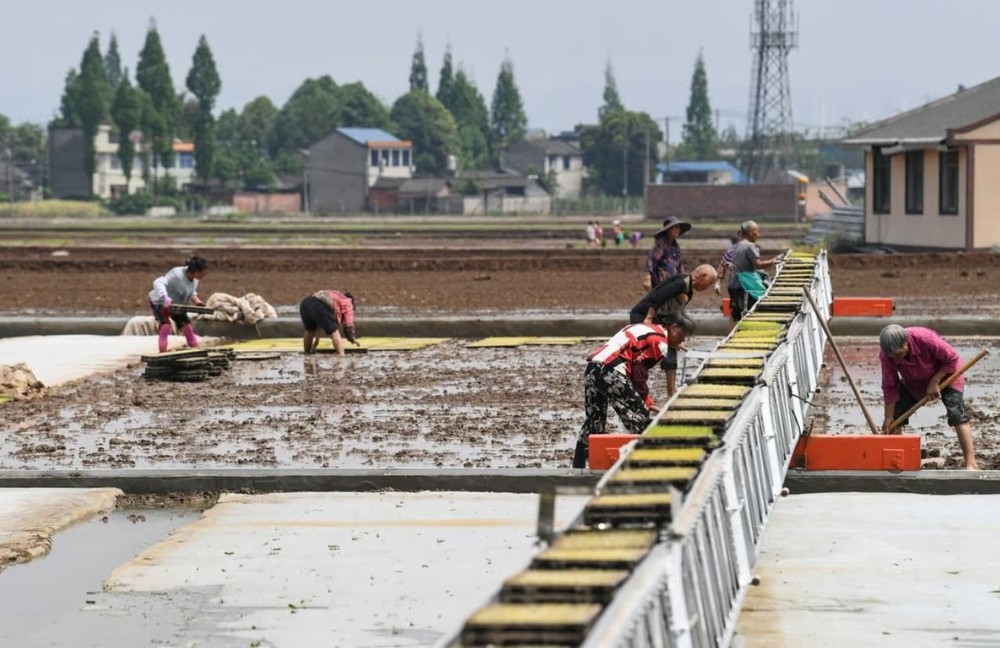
(238, 97, 278, 145)
(390, 90, 459, 175)
(580, 109, 661, 197)
(186, 34, 222, 181)
(436, 46, 455, 108)
(77, 32, 111, 189)
(104, 32, 123, 92)
(448, 69, 491, 170)
(137, 22, 180, 174)
(106, 190, 182, 215)
(457, 178, 480, 195)
(409, 35, 429, 93)
(110, 74, 142, 182)
(489, 58, 527, 153)
(56, 69, 82, 127)
(337, 82, 391, 129)
(271, 76, 339, 156)
(678, 53, 718, 161)
(600, 60, 623, 118)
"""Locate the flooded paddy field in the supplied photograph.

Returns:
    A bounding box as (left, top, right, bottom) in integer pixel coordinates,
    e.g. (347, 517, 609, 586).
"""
(4, 337, 1000, 472)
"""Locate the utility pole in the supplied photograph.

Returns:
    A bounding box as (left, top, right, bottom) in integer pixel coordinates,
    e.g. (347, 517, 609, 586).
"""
(643, 128, 650, 196)
(664, 117, 671, 166)
(621, 129, 628, 215)
(4, 147, 12, 217)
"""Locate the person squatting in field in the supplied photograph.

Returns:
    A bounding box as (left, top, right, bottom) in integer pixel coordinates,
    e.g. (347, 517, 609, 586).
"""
(572, 311, 697, 468)
(299, 289, 360, 356)
(148, 255, 209, 353)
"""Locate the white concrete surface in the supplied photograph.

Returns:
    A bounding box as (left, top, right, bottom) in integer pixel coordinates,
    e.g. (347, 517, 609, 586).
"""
(736, 492, 1000, 647)
(104, 491, 588, 647)
(0, 488, 121, 568)
(0, 335, 211, 386)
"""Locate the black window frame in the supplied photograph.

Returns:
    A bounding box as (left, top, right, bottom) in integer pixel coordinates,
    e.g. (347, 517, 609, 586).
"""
(904, 150, 923, 214)
(872, 148, 892, 214)
(939, 149, 959, 215)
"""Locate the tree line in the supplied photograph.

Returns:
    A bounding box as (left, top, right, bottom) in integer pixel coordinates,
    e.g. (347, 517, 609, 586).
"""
(38, 23, 734, 199)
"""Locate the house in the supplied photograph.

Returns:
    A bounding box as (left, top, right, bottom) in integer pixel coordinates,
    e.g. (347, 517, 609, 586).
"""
(49, 124, 196, 199)
(444, 170, 551, 214)
(502, 138, 585, 198)
(305, 127, 413, 213)
(656, 161, 748, 185)
(843, 76, 1000, 250)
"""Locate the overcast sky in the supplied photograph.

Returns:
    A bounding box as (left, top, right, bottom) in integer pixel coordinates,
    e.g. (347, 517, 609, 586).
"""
(3, 0, 998, 138)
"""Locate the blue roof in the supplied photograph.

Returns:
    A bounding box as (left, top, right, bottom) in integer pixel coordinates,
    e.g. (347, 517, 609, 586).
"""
(655, 161, 748, 184)
(337, 127, 400, 145)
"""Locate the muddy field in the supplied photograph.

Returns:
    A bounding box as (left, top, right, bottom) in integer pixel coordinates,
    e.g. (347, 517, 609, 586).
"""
(3, 240, 1000, 472)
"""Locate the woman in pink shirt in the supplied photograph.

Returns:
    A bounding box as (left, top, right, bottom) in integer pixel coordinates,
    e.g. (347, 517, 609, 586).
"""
(879, 325, 978, 469)
(299, 290, 359, 356)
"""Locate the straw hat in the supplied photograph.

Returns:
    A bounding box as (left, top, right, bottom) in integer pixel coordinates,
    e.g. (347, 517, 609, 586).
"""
(655, 216, 692, 238)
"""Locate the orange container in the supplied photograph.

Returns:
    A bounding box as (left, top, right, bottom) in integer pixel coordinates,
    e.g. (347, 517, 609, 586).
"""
(588, 434, 641, 470)
(831, 297, 895, 317)
(791, 434, 921, 471)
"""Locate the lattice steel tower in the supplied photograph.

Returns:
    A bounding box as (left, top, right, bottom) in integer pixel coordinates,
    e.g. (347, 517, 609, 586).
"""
(743, 0, 798, 183)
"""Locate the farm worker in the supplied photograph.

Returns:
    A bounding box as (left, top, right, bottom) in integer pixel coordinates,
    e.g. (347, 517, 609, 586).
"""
(572, 312, 696, 468)
(148, 255, 209, 353)
(726, 220, 781, 322)
(644, 216, 690, 290)
(714, 228, 745, 294)
(878, 325, 978, 470)
(629, 264, 717, 398)
(299, 290, 359, 356)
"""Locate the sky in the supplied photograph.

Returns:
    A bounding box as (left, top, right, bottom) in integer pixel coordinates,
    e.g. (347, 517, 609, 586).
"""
(3, 0, 999, 139)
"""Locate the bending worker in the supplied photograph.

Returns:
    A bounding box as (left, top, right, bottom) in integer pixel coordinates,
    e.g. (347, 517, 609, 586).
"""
(878, 324, 978, 470)
(727, 220, 780, 322)
(573, 312, 696, 468)
(629, 264, 716, 398)
(299, 289, 359, 356)
(148, 255, 209, 353)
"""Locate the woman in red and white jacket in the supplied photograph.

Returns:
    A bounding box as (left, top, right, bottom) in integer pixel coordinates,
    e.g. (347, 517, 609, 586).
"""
(299, 289, 359, 356)
(572, 311, 696, 468)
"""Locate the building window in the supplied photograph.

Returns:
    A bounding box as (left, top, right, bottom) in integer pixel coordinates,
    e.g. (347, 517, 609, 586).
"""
(872, 148, 891, 214)
(904, 150, 923, 214)
(111, 156, 121, 170)
(179, 153, 194, 169)
(370, 150, 379, 167)
(563, 155, 571, 170)
(402, 150, 410, 166)
(548, 155, 557, 171)
(392, 150, 400, 166)
(381, 150, 390, 166)
(939, 149, 959, 215)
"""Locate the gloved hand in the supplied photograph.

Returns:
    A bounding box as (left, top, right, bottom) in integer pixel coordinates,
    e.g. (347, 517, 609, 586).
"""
(343, 325, 358, 345)
(713, 279, 721, 295)
(163, 297, 172, 309)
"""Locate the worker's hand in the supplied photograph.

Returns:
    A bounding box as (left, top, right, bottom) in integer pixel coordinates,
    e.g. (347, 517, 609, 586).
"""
(192, 296, 204, 306)
(648, 404, 661, 415)
(642, 275, 652, 291)
(163, 297, 172, 309)
(643, 317, 653, 325)
(878, 421, 889, 435)
(713, 279, 721, 295)
(926, 383, 941, 400)
(343, 326, 358, 344)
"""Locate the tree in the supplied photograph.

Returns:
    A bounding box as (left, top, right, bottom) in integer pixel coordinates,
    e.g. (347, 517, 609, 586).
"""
(55, 69, 81, 127)
(580, 109, 660, 197)
(679, 52, 718, 161)
(77, 32, 111, 192)
(271, 76, 339, 157)
(600, 60, 624, 118)
(409, 34, 429, 93)
(111, 73, 142, 184)
(336, 82, 391, 129)
(390, 91, 459, 175)
(489, 58, 527, 155)
(436, 46, 455, 110)
(137, 21, 180, 182)
(186, 34, 222, 181)
(104, 32, 123, 92)
(238, 96, 278, 146)
(449, 69, 491, 170)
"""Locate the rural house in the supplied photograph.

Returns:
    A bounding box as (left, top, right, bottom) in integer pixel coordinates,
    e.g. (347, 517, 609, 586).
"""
(305, 127, 413, 213)
(502, 138, 585, 198)
(843, 76, 1000, 250)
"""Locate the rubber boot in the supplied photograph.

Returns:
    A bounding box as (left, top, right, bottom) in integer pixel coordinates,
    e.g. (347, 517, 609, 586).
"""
(158, 323, 171, 353)
(182, 323, 199, 348)
(572, 440, 588, 469)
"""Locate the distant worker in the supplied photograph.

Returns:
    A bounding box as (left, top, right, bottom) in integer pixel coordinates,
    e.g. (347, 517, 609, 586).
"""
(726, 220, 780, 322)
(878, 325, 978, 470)
(300, 289, 360, 356)
(585, 221, 596, 248)
(572, 312, 696, 468)
(628, 230, 643, 249)
(148, 255, 209, 354)
(629, 264, 717, 398)
(594, 220, 604, 248)
(612, 220, 625, 246)
(645, 216, 691, 290)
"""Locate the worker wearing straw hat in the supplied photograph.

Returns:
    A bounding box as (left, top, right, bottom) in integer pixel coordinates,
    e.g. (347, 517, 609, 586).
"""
(644, 216, 691, 290)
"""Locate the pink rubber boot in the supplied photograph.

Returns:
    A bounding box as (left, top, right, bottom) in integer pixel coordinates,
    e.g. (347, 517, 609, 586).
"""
(158, 323, 171, 353)
(182, 323, 199, 349)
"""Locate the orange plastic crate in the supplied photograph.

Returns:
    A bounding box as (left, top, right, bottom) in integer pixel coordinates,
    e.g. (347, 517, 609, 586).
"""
(588, 434, 640, 470)
(791, 434, 921, 471)
(721, 296, 894, 318)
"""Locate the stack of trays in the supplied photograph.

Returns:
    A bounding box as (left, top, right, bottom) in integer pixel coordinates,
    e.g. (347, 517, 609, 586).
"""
(141, 349, 235, 382)
(461, 603, 603, 646)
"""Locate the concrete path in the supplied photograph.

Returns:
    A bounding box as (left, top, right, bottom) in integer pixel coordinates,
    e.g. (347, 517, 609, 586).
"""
(736, 492, 1000, 647)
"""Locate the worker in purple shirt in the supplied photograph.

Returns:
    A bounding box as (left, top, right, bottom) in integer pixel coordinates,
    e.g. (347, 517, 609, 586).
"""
(644, 216, 690, 290)
(878, 324, 978, 470)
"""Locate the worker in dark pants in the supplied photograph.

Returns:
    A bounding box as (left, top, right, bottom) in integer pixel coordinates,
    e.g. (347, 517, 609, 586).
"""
(299, 289, 360, 357)
(572, 312, 696, 468)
